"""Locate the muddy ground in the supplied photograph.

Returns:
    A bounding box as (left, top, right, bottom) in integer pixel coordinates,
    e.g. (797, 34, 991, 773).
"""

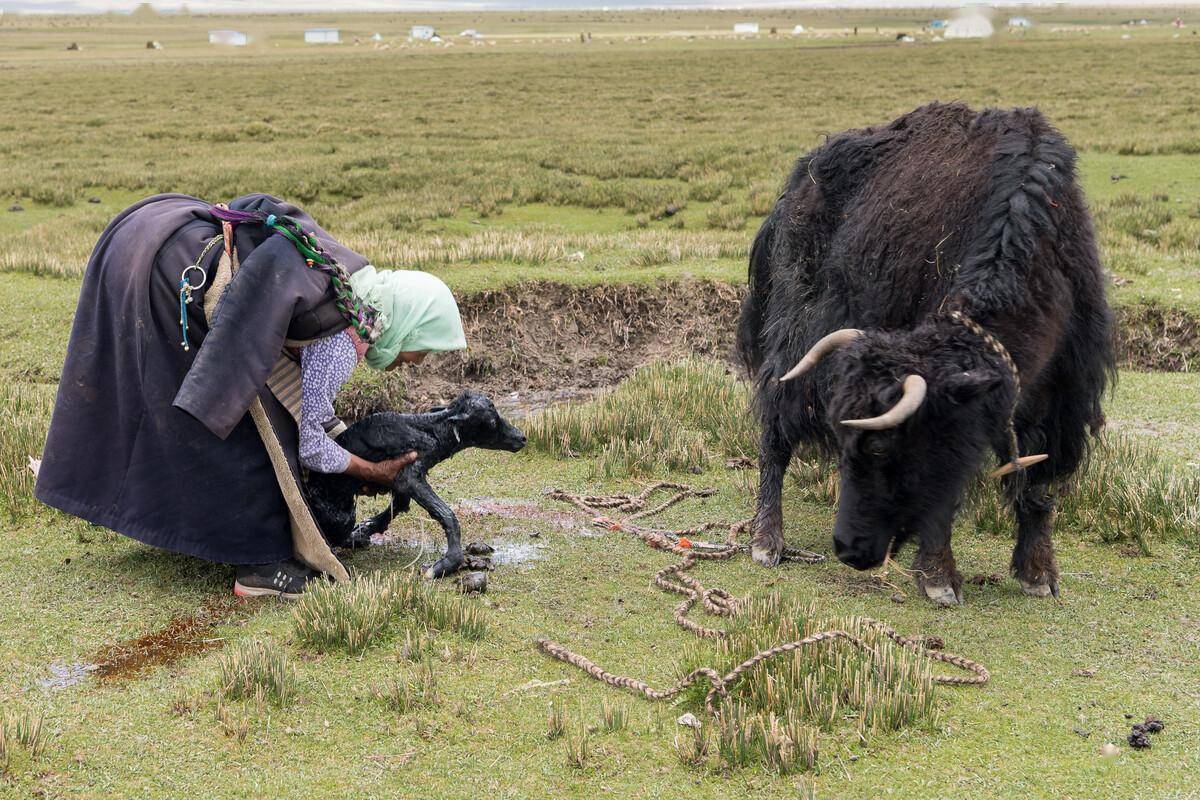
(337, 280, 1196, 418)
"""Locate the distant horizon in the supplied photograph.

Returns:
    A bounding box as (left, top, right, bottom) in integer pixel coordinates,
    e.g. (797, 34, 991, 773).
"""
(4, 0, 1199, 16)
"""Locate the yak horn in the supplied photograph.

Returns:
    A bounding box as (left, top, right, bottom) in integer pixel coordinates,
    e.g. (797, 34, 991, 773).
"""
(989, 454, 1050, 478)
(778, 328, 863, 382)
(841, 375, 927, 430)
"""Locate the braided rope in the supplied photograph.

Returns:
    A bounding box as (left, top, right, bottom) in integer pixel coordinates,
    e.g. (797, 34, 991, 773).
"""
(207, 205, 381, 342)
(945, 309, 1024, 465)
(536, 483, 988, 714)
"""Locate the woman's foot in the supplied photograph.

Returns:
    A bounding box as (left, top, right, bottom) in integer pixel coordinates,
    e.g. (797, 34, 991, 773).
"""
(233, 559, 317, 599)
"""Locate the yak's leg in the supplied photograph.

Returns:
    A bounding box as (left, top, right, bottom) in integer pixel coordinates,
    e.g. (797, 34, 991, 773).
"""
(912, 506, 963, 605)
(750, 424, 792, 567)
(1010, 481, 1059, 598)
(346, 492, 411, 548)
(403, 476, 465, 579)
(913, 543, 963, 606)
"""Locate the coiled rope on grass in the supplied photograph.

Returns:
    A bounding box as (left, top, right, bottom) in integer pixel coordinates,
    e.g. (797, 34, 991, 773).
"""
(535, 482, 988, 715)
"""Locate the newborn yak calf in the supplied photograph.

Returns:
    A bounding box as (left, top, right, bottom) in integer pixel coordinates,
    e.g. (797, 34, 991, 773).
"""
(306, 391, 527, 578)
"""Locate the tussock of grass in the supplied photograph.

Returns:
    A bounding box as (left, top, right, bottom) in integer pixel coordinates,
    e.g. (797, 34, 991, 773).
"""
(218, 639, 295, 707)
(546, 701, 567, 740)
(373, 658, 441, 713)
(0, 384, 54, 522)
(599, 698, 628, 732)
(963, 433, 1200, 552)
(678, 594, 938, 742)
(0, 707, 46, 774)
(524, 359, 756, 477)
(292, 571, 486, 656)
(713, 701, 819, 775)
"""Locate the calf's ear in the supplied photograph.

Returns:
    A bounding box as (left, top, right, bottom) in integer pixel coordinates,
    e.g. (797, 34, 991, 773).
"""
(943, 369, 1002, 403)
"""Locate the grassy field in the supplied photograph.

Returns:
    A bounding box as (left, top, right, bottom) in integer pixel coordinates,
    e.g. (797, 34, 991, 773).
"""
(1, 6, 1199, 799)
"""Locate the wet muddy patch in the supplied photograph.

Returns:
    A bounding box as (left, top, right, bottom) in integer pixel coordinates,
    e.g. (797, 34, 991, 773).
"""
(88, 595, 251, 684)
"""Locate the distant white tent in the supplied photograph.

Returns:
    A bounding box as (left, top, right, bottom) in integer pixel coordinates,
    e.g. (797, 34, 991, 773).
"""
(733, 22, 759, 35)
(1008, 16, 1032, 28)
(304, 28, 340, 44)
(944, 13, 994, 39)
(371, 33, 383, 42)
(208, 29, 247, 46)
(411, 25, 436, 40)
(791, 24, 805, 34)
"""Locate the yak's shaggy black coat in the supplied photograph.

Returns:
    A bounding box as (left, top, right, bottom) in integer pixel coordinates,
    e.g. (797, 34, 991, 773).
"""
(737, 102, 1114, 603)
(306, 392, 526, 578)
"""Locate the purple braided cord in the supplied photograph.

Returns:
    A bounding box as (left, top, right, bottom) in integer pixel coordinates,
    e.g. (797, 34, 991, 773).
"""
(208, 206, 264, 225)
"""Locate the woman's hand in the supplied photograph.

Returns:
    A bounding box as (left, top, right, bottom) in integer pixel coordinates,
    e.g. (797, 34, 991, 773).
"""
(345, 452, 418, 494)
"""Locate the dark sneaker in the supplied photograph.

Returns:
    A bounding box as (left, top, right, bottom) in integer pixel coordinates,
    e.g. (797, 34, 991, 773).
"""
(233, 559, 316, 600)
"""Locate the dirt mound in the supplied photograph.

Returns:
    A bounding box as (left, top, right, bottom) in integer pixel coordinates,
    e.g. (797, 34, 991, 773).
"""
(1115, 303, 1199, 372)
(345, 280, 744, 416)
(340, 281, 1195, 418)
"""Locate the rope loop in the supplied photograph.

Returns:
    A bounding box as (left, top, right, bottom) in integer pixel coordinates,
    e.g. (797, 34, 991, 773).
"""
(535, 482, 988, 716)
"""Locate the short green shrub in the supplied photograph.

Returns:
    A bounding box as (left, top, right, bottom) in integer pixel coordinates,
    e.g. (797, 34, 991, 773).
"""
(293, 571, 486, 655)
(677, 593, 938, 742)
(218, 639, 294, 707)
(962, 433, 1200, 552)
(0, 707, 46, 774)
(0, 384, 54, 522)
(524, 359, 757, 477)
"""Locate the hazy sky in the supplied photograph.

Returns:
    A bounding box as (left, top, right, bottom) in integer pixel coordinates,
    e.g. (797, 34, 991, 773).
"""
(1, 0, 1188, 14)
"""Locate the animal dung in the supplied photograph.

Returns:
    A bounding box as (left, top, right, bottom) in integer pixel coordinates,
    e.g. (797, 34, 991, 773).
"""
(457, 571, 488, 594)
(464, 541, 495, 556)
(1127, 729, 1152, 749)
(1127, 715, 1164, 749)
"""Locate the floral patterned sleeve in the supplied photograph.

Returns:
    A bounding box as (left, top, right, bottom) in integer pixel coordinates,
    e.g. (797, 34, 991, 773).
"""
(298, 331, 357, 474)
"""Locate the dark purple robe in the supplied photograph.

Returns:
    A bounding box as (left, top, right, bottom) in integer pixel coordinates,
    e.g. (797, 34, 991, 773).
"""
(35, 193, 368, 564)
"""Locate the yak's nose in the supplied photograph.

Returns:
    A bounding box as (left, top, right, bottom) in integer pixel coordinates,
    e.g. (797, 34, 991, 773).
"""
(834, 536, 885, 571)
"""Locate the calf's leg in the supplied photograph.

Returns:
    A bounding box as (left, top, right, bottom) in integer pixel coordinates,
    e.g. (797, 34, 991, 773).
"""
(345, 492, 411, 548)
(400, 474, 465, 579)
(1010, 482, 1059, 597)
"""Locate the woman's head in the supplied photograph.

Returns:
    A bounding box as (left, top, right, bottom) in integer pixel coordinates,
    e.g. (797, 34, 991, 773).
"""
(348, 267, 466, 371)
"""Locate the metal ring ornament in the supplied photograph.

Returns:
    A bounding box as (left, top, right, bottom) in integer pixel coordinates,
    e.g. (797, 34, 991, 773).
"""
(180, 264, 207, 293)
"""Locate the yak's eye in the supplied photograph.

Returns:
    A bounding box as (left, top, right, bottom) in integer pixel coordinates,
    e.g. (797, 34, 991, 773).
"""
(861, 436, 889, 457)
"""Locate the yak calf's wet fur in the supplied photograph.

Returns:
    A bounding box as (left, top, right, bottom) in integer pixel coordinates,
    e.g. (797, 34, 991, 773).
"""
(736, 102, 1114, 604)
(306, 391, 526, 578)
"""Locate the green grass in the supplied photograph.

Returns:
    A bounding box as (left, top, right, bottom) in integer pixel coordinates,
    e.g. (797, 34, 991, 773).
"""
(1, 10, 1199, 310)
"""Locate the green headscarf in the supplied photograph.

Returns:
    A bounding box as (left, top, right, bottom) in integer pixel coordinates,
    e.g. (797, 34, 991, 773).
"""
(348, 266, 467, 371)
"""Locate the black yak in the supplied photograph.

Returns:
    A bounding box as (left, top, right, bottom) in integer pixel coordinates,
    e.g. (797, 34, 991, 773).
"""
(306, 391, 527, 578)
(737, 102, 1114, 605)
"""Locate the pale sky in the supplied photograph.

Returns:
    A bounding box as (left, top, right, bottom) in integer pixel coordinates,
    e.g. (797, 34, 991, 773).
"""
(1, 0, 1191, 14)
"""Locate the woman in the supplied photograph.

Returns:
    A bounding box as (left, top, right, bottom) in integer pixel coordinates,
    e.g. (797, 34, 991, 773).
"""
(35, 194, 466, 598)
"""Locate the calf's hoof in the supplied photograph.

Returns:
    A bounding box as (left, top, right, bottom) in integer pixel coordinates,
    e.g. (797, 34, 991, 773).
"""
(1019, 577, 1058, 598)
(922, 583, 962, 606)
(424, 553, 465, 580)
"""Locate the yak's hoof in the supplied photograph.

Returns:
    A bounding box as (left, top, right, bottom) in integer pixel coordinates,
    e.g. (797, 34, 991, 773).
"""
(923, 584, 962, 606)
(1019, 578, 1056, 598)
(424, 554, 465, 580)
(750, 543, 782, 568)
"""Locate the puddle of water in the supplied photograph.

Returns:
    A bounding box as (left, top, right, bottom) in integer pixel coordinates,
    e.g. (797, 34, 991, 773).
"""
(88, 595, 250, 684)
(40, 661, 97, 690)
(489, 540, 545, 568)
